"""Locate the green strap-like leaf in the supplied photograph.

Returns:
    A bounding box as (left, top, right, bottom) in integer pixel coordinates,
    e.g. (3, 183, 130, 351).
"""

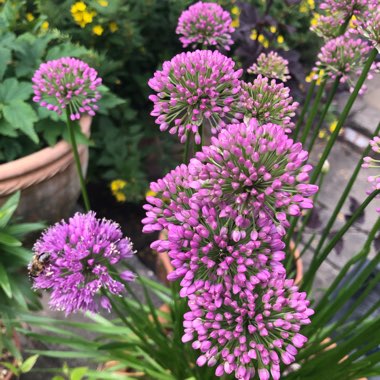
(0, 262, 12, 298)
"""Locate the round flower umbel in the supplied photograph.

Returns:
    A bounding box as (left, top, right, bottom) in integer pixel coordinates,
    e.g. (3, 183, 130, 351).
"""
(148, 50, 243, 144)
(188, 119, 318, 227)
(151, 202, 286, 296)
(247, 52, 291, 82)
(32, 57, 102, 120)
(240, 76, 298, 131)
(356, 5, 380, 52)
(30, 212, 135, 315)
(310, 14, 344, 40)
(320, 0, 376, 19)
(362, 136, 380, 212)
(183, 273, 313, 380)
(176, 1, 234, 51)
(315, 31, 373, 93)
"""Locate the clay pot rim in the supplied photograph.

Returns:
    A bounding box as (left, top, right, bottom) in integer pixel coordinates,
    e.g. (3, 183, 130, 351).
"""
(0, 116, 91, 181)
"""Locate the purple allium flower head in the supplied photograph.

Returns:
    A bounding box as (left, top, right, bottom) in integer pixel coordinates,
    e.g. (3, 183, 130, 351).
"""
(176, 1, 234, 51)
(183, 273, 313, 380)
(320, 0, 376, 19)
(315, 31, 374, 93)
(310, 14, 344, 40)
(362, 136, 380, 212)
(148, 50, 243, 144)
(151, 201, 286, 296)
(240, 76, 298, 131)
(188, 119, 317, 226)
(32, 57, 102, 121)
(30, 212, 135, 315)
(247, 52, 291, 82)
(355, 4, 380, 52)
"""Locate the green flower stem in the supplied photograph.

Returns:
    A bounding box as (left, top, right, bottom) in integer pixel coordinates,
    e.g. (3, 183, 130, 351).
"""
(312, 121, 380, 259)
(309, 48, 378, 185)
(65, 110, 91, 212)
(195, 124, 203, 153)
(300, 80, 327, 145)
(183, 135, 191, 163)
(307, 76, 341, 152)
(293, 80, 316, 141)
(302, 189, 380, 292)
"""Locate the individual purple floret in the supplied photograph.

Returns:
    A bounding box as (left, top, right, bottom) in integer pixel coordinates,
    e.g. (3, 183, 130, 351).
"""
(32, 57, 102, 120)
(148, 50, 243, 144)
(182, 273, 313, 380)
(362, 136, 380, 212)
(176, 1, 234, 51)
(315, 30, 373, 93)
(240, 76, 298, 131)
(247, 52, 291, 82)
(151, 201, 286, 297)
(29, 212, 135, 315)
(188, 119, 318, 227)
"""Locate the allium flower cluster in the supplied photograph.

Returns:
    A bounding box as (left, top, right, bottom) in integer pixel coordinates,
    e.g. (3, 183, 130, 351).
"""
(240, 77, 299, 131)
(315, 31, 373, 92)
(30, 212, 135, 315)
(362, 136, 380, 212)
(183, 273, 313, 380)
(355, 5, 380, 52)
(176, 1, 234, 51)
(310, 14, 343, 40)
(148, 50, 243, 144)
(247, 52, 291, 82)
(320, 0, 376, 19)
(32, 57, 102, 120)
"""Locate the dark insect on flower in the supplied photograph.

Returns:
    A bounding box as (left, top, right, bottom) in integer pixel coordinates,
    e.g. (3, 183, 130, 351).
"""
(28, 252, 51, 278)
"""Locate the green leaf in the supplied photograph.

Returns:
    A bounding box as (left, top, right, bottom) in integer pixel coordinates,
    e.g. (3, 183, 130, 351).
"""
(0, 361, 19, 375)
(0, 119, 18, 137)
(52, 376, 66, 380)
(70, 366, 89, 380)
(20, 355, 39, 373)
(3, 101, 39, 143)
(0, 232, 21, 246)
(0, 262, 12, 298)
(0, 47, 11, 81)
(0, 192, 20, 228)
(0, 78, 33, 104)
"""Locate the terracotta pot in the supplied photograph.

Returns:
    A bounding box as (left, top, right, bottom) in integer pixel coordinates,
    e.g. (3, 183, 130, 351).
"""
(0, 116, 91, 224)
(155, 230, 304, 285)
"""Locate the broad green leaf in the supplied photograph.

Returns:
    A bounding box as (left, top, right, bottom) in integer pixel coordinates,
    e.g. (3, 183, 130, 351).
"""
(20, 355, 39, 373)
(0, 262, 12, 298)
(0, 191, 20, 227)
(0, 47, 11, 81)
(0, 119, 18, 137)
(0, 232, 21, 246)
(3, 101, 39, 143)
(70, 367, 89, 380)
(0, 78, 33, 104)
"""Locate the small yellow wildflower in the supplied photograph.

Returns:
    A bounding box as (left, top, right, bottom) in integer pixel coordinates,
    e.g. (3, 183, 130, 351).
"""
(26, 13, 34, 22)
(92, 24, 104, 35)
(41, 21, 49, 31)
(310, 12, 320, 27)
(305, 71, 315, 83)
(71, 1, 87, 12)
(277, 35, 284, 44)
(82, 11, 96, 24)
(258, 34, 265, 43)
(145, 190, 157, 198)
(231, 6, 240, 16)
(319, 130, 327, 139)
(98, 0, 109, 6)
(269, 25, 277, 34)
(109, 21, 118, 32)
(329, 120, 338, 133)
(110, 180, 127, 203)
(349, 15, 357, 29)
(316, 69, 324, 86)
(263, 40, 269, 48)
(71, 1, 96, 28)
(250, 29, 258, 40)
(231, 18, 240, 28)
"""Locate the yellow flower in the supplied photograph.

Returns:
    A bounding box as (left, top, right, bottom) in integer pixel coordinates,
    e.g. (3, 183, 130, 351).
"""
(26, 13, 34, 22)
(92, 24, 104, 35)
(231, 6, 240, 16)
(115, 192, 126, 202)
(319, 130, 327, 139)
(41, 21, 49, 30)
(82, 10, 96, 23)
(231, 18, 240, 28)
(305, 71, 315, 83)
(329, 120, 338, 133)
(277, 35, 284, 44)
(263, 40, 269, 48)
(349, 15, 357, 29)
(145, 190, 157, 198)
(316, 69, 324, 85)
(250, 29, 258, 40)
(308, 0, 315, 9)
(109, 21, 118, 32)
(310, 12, 320, 27)
(269, 25, 277, 34)
(258, 34, 265, 43)
(71, 1, 87, 13)
(110, 180, 127, 203)
(98, 0, 109, 6)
